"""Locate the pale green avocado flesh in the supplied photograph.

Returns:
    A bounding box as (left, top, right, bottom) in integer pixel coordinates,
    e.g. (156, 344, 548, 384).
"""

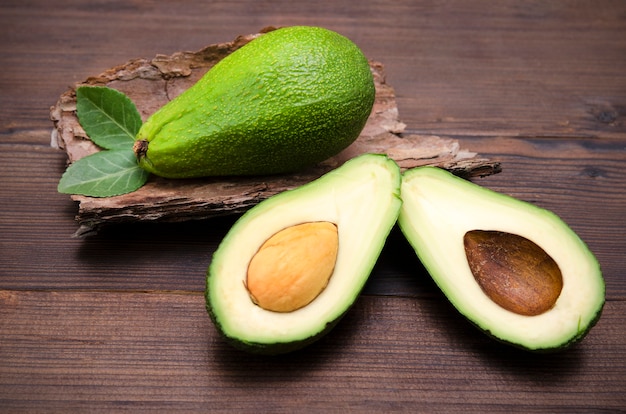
(206, 154, 402, 354)
(398, 166, 605, 351)
(135, 26, 375, 178)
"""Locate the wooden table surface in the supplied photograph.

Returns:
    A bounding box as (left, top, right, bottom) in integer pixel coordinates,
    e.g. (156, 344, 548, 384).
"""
(1, 1, 625, 412)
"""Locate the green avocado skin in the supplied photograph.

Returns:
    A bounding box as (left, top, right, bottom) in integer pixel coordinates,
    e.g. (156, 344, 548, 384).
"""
(204, 297, 347, 355)
(135, 26, 375, 178)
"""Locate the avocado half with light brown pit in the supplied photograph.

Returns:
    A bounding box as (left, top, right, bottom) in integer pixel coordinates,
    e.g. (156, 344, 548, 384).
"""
(398, 166, 605, 351)
(205, 154, 402, 354)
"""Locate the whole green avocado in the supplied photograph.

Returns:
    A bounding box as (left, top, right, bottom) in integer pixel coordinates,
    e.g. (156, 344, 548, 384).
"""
(133, 26, 375, 178)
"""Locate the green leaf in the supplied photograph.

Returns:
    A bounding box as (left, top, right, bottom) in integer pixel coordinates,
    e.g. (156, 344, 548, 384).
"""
(76, 86, 142, 150)
(58, 149, 150, 197)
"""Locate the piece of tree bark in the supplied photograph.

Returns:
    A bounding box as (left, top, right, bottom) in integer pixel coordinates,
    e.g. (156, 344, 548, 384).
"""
(50, 27, 500, 236)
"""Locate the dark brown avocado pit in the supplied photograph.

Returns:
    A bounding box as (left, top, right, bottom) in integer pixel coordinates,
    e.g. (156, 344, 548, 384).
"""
(463, 230, 563, 316)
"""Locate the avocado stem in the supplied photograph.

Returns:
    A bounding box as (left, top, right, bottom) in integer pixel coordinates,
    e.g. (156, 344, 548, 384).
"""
(133, 139, 149, 161)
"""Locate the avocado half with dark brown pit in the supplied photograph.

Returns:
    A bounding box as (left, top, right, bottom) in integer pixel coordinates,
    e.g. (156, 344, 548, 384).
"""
(398, 166, 605, 351)
(206, 154, 402, 354)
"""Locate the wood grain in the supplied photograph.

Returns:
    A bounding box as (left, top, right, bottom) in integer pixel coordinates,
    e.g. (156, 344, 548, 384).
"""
(2, 136, 623, 299)
(1, 0, 625, 412)
(2, 2, 625, 138)
(1, 291, 624, 412)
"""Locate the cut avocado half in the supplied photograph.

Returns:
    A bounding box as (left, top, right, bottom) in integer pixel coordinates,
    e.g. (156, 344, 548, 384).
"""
(398, 166, 605, 351)
(206, 154, 402, 354)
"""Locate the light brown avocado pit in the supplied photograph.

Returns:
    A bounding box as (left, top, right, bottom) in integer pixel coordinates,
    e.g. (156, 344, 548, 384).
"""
(246, 221, 339, 313)
(463, 230, 563, 316)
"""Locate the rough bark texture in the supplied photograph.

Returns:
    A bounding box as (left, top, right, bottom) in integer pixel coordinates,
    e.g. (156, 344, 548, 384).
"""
(50, 27, 500, 236)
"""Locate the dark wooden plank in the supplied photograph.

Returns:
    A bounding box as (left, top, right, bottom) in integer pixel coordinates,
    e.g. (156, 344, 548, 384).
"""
(379, 2, 626, 139)
(0, 290, 623, 412)
(1, 1, 625, 139)
(2, 137, 623, 299)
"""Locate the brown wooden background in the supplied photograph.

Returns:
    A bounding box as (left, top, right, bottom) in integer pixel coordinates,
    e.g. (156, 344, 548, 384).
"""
(1, 1, 625, 412)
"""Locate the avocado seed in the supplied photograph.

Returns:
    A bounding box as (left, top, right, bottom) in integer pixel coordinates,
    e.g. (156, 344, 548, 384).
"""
(246, 221, 339, 312)
(464, 230, 563, 316)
